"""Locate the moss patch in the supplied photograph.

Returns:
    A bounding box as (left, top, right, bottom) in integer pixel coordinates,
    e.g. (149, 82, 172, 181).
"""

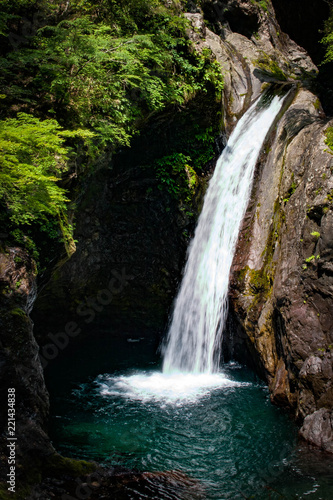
(10, 307, 26, 318)
(254, 53, 288, 82)
(324, 126, 333, 154)
(234, 266, 271, 296)
(248, 269, 270, 295)
(44, 453, 97, 477)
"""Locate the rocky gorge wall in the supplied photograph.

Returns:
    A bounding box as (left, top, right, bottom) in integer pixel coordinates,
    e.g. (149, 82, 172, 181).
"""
(0, 248, 55, 494)
(227, 88, 333, 450)
(177, 2, 333, 450)
(1, 2, 333, 496)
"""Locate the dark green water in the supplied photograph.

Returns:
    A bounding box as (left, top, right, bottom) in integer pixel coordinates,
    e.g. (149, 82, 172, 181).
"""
(46, 333, 333, 500)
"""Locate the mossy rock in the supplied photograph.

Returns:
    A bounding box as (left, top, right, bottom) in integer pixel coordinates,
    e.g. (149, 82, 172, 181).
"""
(44, 453, 97, 477)
(234, 266, 270, 295)
(9, 307, 26, 318)
(254, 53, 288, 82)
(248, 268, 270, 295)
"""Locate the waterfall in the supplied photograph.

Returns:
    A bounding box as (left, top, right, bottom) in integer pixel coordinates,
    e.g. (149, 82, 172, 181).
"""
(162, 92, 286, 375)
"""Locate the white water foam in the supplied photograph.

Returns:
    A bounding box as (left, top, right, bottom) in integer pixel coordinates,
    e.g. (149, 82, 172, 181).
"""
(163, 93, 286, 374)
(96, 372, 250, 404)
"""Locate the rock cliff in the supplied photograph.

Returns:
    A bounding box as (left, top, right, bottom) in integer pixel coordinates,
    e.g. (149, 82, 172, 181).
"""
(0, 247, 55, 492)
(227, 88, 333, 448)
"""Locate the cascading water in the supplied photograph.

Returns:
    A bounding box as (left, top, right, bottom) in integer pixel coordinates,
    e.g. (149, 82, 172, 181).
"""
(162, 92, 286, 375)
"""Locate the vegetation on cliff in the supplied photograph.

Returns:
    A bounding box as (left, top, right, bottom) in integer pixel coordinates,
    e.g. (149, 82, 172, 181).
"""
(0, 0, 223, 266)
(0, 113, 94, 257)
(322, 6, 333, 65)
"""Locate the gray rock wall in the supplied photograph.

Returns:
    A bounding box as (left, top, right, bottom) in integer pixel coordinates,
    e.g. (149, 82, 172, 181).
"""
(228, 89, 333, 423)
(0, 248, 55, 486)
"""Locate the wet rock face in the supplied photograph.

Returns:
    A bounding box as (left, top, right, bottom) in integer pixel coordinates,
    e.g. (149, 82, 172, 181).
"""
(33, 165, 187, 342)
(300, 409, 333, 453)
(0, 248, 54, 484)
(228, 87, 333, 449)
(186, 5, 332, 446)
(185, 9, 333, 449)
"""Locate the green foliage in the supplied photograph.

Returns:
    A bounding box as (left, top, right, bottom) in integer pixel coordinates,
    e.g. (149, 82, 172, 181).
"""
(151, 120, 218, 202)
(0, 5, 223, 153)
(326, 189, 333, 202)
(0, 113, 93, 254)
(0, 0, 223, 264)
(155, 153, 197, 200)
(311, 231, 320, 239)
(251, 0, 269, 13)
(313, 98, 321, 110)
(321, 11, 333, 64)
(248, 268, 270, 295)
(192, 125, 216, 168)
(324, 126, 333, 154)
(305, 255, 315, 263)
(0, 113, 69, 223)
(282, 181, 297, 203)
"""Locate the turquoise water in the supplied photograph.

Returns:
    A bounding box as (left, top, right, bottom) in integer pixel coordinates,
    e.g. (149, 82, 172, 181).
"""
(46, 334, 333, 500)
